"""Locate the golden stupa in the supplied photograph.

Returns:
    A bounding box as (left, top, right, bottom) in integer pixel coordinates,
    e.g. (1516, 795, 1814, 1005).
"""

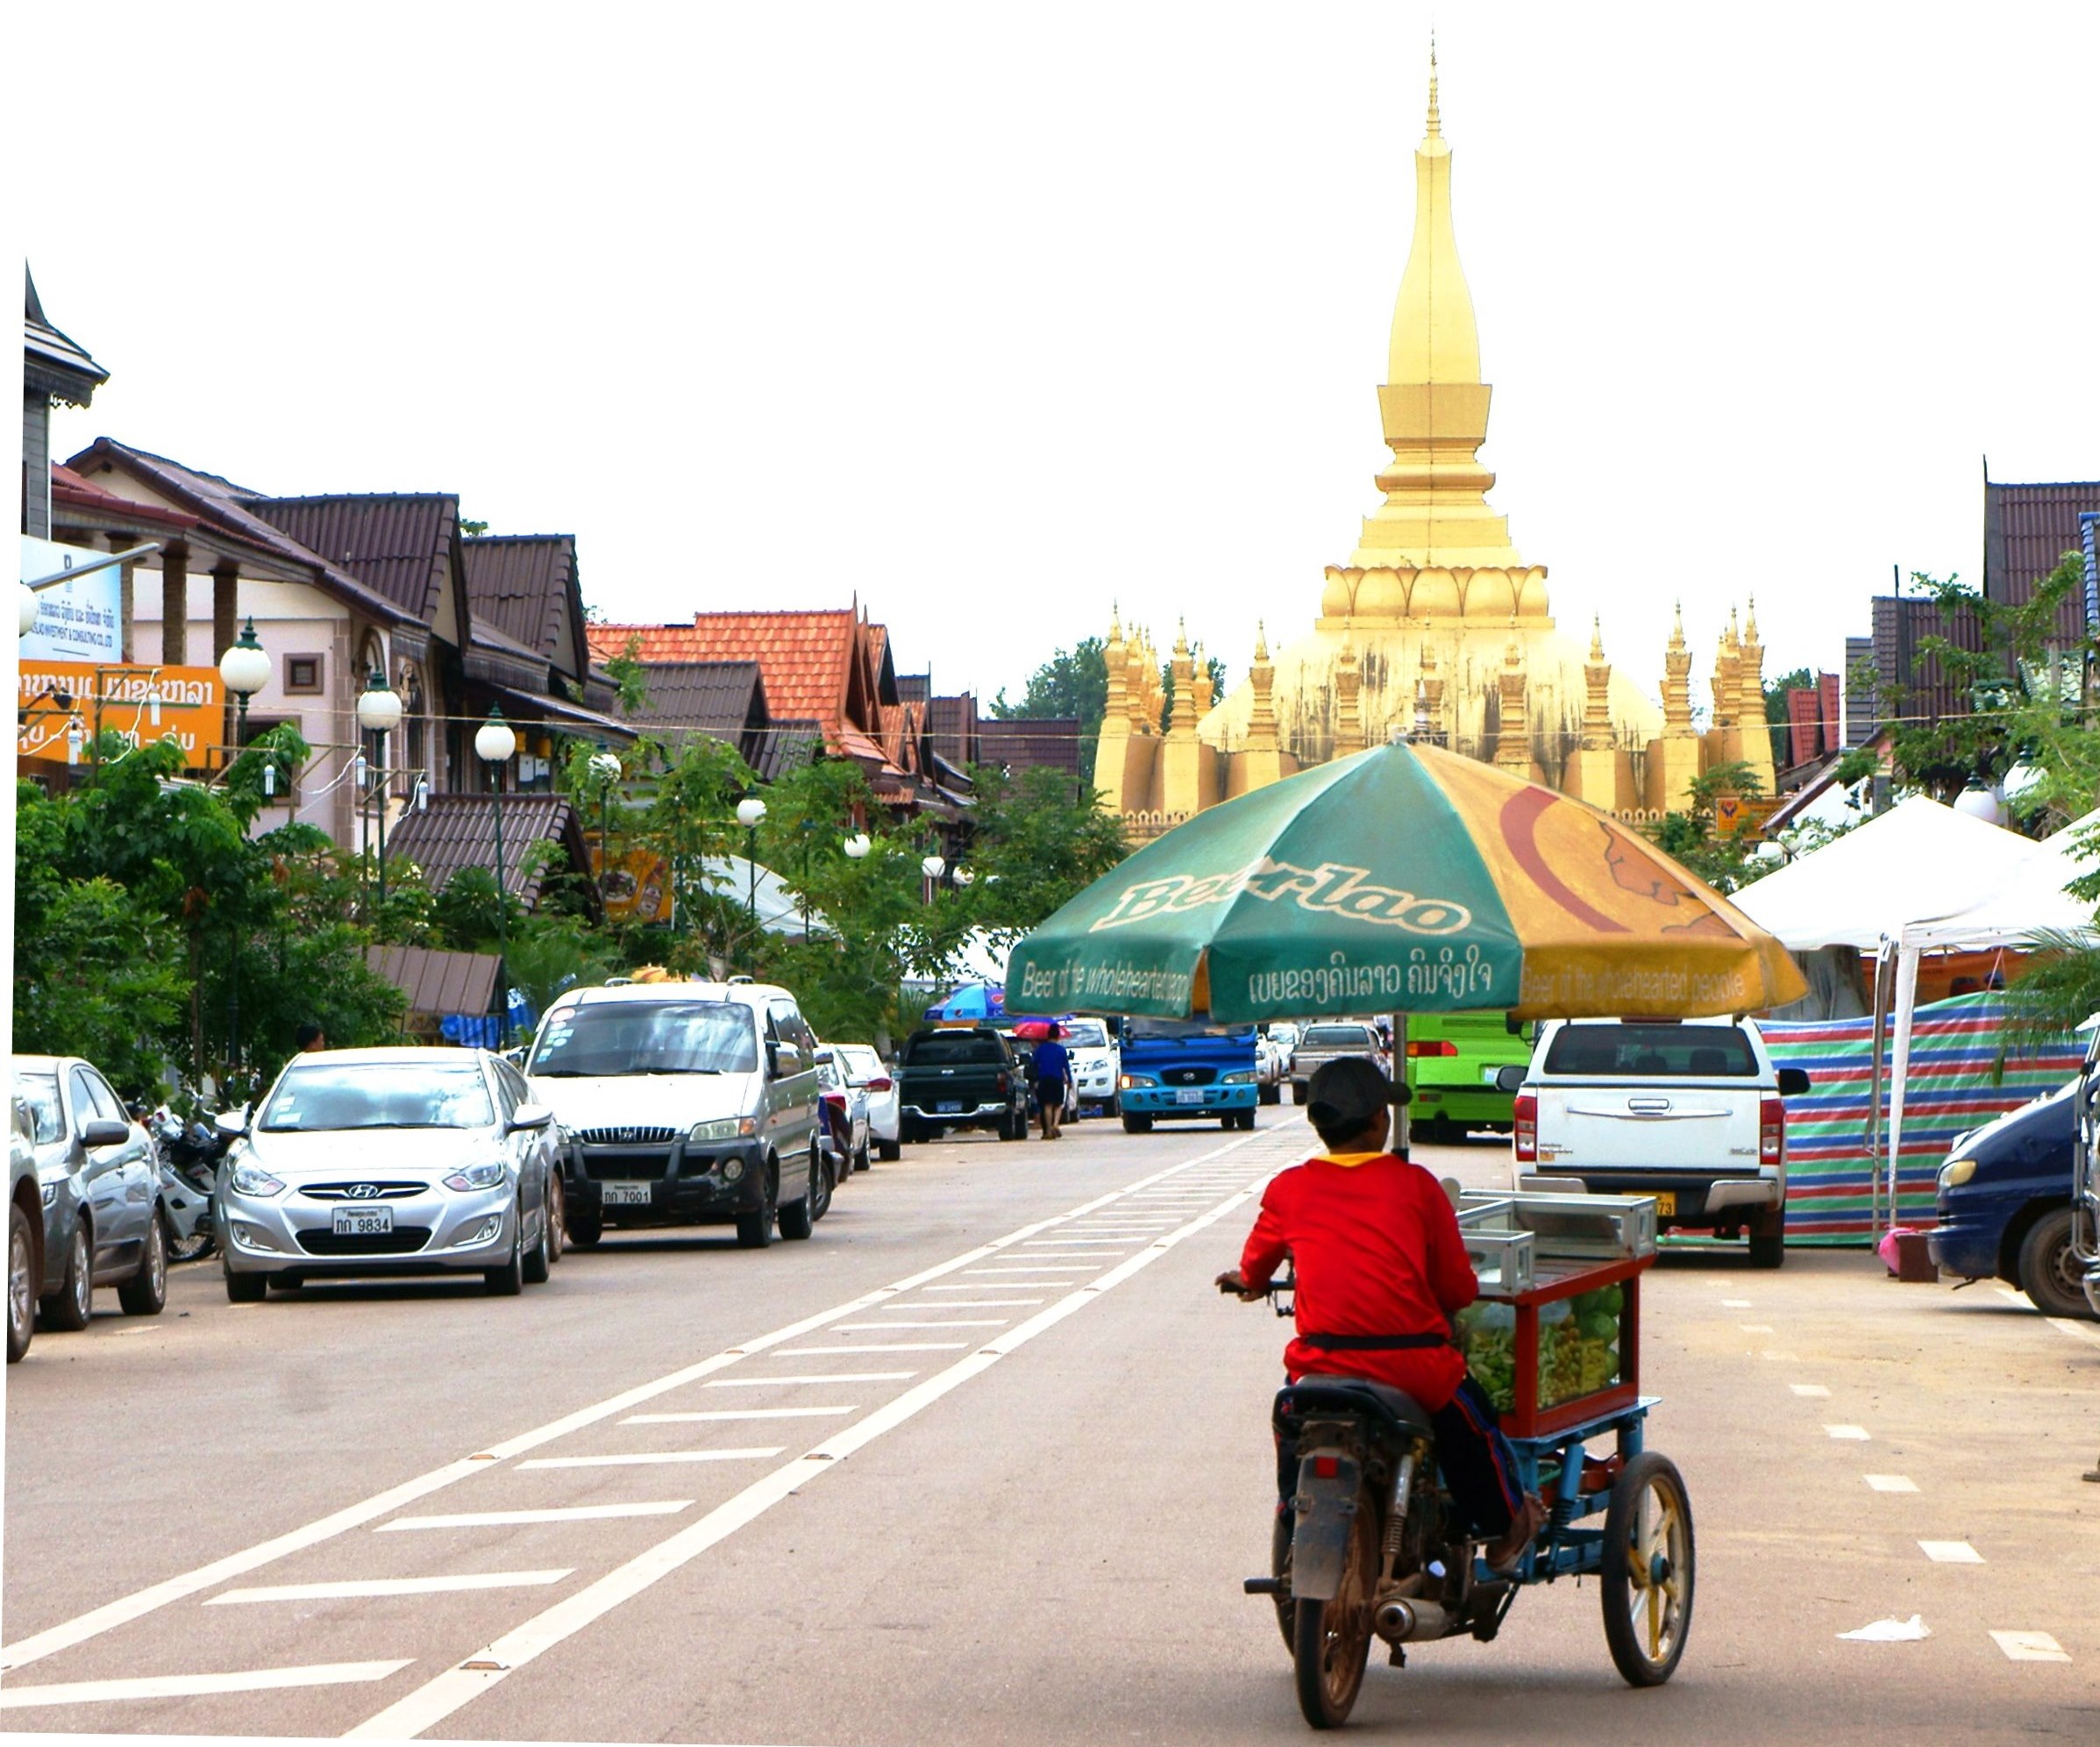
(1096, 50, 1771, 837)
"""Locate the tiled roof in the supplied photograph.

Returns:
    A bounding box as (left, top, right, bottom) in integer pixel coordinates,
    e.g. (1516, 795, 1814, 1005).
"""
(386, 793, 590, 909)
(755, 720, 823, 781)
(979, 716, 1085, 778)
(462, 535, 581, 674)
(49, 463, 196, 529)
(251, 494, 459, 625)
(364, 945, 502, 1021)
(1984, 479, 2100, 640)
(588, 610, 860, 729)
(25, 267, 107, 405)
(622, 660, 767, 740)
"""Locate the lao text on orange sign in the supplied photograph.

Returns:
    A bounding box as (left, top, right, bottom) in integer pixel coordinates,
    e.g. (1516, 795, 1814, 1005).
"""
(17, 660, 224, 768)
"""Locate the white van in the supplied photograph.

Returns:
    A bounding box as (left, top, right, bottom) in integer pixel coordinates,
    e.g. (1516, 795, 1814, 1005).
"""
(524, 980, 826, 1250)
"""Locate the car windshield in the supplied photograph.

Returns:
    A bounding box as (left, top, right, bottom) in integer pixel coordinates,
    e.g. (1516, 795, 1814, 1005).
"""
(907, 1035, 1005, 1066)
(840, 1046, 886, 1079)
(1124, 1018, 1256, 1042)
(17, 1074, 63, 1145)
(261, 1063, 495, 1131)
(1063, 1020, 1109, 1048)
(1542, 1025, 1759, 1078)
(1302, 1026, 1375, 1048)
(527, 1002, 759, 1077)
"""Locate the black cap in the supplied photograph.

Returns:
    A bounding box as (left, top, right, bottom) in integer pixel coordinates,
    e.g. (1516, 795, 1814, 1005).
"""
(1306, 1054, 1411, 1137)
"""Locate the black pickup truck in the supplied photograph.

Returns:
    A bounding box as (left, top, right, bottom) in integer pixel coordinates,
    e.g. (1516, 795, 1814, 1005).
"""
(897, 1027, 1029, 1143)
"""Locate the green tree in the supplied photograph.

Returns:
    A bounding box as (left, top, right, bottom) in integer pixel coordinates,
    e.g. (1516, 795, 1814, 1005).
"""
(957, 764, 1128, 944)
(1643, 760, 1771, 894)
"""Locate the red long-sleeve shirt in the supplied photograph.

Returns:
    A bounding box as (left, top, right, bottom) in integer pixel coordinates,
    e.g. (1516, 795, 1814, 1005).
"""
(1238, 1152, 1477, 1410)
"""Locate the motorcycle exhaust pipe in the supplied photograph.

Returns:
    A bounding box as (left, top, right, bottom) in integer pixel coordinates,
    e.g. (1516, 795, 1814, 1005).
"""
(1374, 1597, 1449, 1643)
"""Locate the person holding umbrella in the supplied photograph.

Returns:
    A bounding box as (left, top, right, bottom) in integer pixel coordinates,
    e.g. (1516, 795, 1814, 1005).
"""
(1030, 1023, 1071, 1141)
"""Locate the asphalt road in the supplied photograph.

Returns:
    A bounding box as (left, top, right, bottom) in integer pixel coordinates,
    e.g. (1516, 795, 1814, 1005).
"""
(3, 1109, 2095, 1743)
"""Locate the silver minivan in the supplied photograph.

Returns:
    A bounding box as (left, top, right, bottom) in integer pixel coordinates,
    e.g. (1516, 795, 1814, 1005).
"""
(524, 980, 827, 1249)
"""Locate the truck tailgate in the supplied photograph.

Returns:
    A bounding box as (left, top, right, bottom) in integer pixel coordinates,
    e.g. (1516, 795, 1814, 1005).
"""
(1538, 1085, 1762, 1170)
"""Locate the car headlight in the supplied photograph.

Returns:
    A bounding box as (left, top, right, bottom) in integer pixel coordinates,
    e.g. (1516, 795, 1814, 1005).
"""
(1221, 1070, 1257, 1084)
(689, 1117, 758, 1144)
(1120, 1073, 1158, 1089)
(229, 1163, 285, 1197)
(443, 1161, 509, 1193)
(1937, 1158, 1976, 1191)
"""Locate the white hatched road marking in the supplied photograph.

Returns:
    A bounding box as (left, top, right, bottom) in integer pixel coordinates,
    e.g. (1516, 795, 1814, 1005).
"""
(777, 1343, 968, 1355)
(622, 1408, 854, 1424)
(924, 1284, 1050, 1294)
(1919, 1540, 1983, 1564)
(210, 1572, 572, 1606)
(2045, 1316, 2100, 1348)
(380, 1504, 691, 1531)
(1790, 1384, 1832, 1398)
(0, 1126, 1275, 1686)
(882, 1300, 1039, 1308)
(1990, 1629, 2070, 1662)
(1863, 1475, 1919, 1494)
(517, 1449, 783, 1471)
(1826, 1425, 1872, 1440)
(962, 1265, 1093, 1273)
(832, 1320, 1006, 1331)
(1720, 1298, 1754, 1308)
(702, 1373, 917, 1387)
(0, 1662, 414, 1709)
(345, 1142, 1274, 1738)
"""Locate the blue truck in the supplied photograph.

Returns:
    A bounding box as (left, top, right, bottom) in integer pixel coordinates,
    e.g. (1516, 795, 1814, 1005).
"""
(1116, 1017, 1261, 1133)
(1928, 1078, 2095, 1320)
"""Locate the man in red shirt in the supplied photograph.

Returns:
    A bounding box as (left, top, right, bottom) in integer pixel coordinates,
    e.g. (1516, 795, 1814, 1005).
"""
(1218, 1056, 1545, 1571)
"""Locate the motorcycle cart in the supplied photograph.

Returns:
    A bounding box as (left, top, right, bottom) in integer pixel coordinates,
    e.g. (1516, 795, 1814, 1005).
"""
(1249, 1189, 1691, 1728)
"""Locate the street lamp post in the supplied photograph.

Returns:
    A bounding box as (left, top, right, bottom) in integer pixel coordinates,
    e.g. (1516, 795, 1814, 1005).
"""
(475, 707, 518, 1047)
(217, 617, 270, 748)
(735, 795, 768, 943)
(356, 666, 405, 910)
(588, 742, 623, 907)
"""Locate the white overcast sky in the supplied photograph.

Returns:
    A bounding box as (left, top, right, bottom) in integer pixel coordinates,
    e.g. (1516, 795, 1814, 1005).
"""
(18, 2, 2099, 704)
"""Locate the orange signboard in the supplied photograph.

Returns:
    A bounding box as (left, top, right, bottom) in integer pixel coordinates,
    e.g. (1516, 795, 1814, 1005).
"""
(588, 838, 673, 924)
(17, 660, 224, 769)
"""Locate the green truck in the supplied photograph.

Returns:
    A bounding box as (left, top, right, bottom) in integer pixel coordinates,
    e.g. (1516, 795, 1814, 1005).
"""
(1400, 1012, 1534, 1141)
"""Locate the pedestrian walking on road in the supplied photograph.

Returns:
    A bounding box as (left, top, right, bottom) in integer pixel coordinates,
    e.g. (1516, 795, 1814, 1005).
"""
(1033, 1029, 1071, 1140)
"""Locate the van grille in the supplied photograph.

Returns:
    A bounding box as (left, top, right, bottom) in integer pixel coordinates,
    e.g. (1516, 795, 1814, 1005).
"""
(299, 1181, 426, 1202)
(575, 1126, 679, 1147)
(1163, 1066, 1216, 1087)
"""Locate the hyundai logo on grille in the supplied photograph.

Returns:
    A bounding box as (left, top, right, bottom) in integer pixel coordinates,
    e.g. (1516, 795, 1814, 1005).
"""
(345, 1182, 382, 1200)
(617, 1127, 639, 1143)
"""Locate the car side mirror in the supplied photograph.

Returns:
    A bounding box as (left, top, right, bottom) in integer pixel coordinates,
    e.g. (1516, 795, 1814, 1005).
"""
(1494, 1065, 1527, 1095)
(79, 1117, 132, 1149)
(213, 1109, 251, 1139)
(812, 1047, 835, 1067)
(1776, 1066, 1811, 1097)
(771, 1042, 803, 1079)
(507, 1103, 554, 1133)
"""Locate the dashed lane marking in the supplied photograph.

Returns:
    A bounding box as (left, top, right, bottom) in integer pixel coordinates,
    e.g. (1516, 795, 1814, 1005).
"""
(776, 1344, 968, 1355)
(1919, 1541, 1983, 1564)
(879, 1300, 1039, 1309)
(516, 1450, 783, 1472)
(924, 1284, 1052, 1293)
(1863, 1475, 1919, 1493)
(0, 1662, 414, 1709)
(2045, 1316, 2100, 1349)
(702, 1373, 916, 1387)
(623, 1408, 853, 1425)
(1990, 1629, 2070, 1663)
(379, 1504, 691, 1531)
(831, 1320, 1006, 1331)
(1826, 1425, 1871, 1440)
(961, 1265, 1094, 1274)
(1790, 1384, 1832, 1398)
(344, 1147, 1276, 1738)
(209, 1572, 572, 1606)
(1720, 1298, 1754, 1308)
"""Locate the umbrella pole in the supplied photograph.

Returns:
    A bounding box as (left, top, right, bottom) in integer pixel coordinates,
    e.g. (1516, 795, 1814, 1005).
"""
(1391, 1010, 1409, 1160)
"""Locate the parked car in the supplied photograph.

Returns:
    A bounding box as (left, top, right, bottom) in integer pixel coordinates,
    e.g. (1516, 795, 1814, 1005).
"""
(815, 1047, 872, 1176)
(897, 1027, 1029, 1142)
(1254, 1033, 1287, 1106)
(1929, 1079, 2094, 1319)
(1287, 1022, 1389, 1105)
(1504, 1017, 1810, 1268)
(836, 1044, 901, 1160)
(11, 1054, 168, 1330)
(217, 1047, 562, 1298)
(10, 1096, 42, 1363)
(1403, 1013, 1534, 1139)
(525, 980, 827, 1247)
(1059, 1017, 1121, 1116)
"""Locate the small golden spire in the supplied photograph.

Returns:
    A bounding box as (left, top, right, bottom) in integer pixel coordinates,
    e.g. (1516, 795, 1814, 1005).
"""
(1744, 594, 1760, 641)
(1174, 617, 1189, 657)
(1590, 614, 1605, 660)
(1669, 600, 1686, 651)
(1108, 601, 1122, 644)
(1426, 33, 1441, 139)
(1253, 618, 1269, 662)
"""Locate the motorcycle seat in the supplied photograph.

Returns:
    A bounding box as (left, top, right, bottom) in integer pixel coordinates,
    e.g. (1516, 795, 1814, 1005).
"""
(1281, 1375, 1435, 1439)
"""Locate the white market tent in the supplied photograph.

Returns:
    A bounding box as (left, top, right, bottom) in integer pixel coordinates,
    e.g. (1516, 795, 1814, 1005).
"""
(1732, 795, 2043, 952)
(694, 854, 832, 938)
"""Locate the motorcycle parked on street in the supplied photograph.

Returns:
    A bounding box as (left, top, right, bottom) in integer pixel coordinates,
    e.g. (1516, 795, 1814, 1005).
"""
(147, 1109, 229, 1262)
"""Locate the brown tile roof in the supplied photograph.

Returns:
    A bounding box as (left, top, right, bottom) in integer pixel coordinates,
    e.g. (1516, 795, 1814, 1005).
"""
(386, 793, 591, 909)
(463, 535, 586, 678)
(25, 267, 107, 406)
(756, 721, 823, 781)
(622, 660, 768, 740)
(251, 494, 460, 627)
(49, 463, 196, 529)
(979, 716, 1085, 778)
(1984, 478, 2099, 640)
(364, 945, 502, 1021)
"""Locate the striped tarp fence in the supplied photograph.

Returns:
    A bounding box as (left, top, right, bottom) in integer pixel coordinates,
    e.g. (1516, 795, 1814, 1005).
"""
(1761, 992, 2080, 1245)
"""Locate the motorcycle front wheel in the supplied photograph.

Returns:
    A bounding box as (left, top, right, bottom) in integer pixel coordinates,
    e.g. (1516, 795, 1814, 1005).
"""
(1291, 1485, 1378, 1729)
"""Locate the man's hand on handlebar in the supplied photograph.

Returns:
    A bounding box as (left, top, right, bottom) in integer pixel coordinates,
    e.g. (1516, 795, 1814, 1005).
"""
(1214, 1269, 1266, 1301)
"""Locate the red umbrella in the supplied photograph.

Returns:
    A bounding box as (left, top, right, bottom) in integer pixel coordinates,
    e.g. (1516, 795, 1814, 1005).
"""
(1011, 1019, 1067, 1041)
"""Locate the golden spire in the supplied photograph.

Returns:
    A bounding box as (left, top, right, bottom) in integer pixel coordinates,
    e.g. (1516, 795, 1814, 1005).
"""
(1173, 617, 1189, 658)
(1389, 36, 1479, 386)
(1426, 32, 1441, 139)
(1254, 618, 1269, 661)
(1107, 601, 1123, 645)
(1583, 618, 1613, 751)
(1590, 614, 1605, 661)
(1669, 600, 1687, 652)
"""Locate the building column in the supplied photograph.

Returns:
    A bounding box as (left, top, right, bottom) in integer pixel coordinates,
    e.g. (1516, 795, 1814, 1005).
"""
(106, 531, 138, 662)
(214, 562, 241, 747)
(161, 542, 189, 665)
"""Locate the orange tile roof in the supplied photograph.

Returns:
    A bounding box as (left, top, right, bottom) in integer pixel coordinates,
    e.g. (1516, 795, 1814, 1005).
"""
(589, 610, 858, 736)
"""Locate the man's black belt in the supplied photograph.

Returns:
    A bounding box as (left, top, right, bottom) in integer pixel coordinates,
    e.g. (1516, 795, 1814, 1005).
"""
(1299, 1331, 1449, 1351)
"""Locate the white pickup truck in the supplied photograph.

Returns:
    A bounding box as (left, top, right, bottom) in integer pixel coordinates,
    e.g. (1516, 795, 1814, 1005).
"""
(1499, 1017, 1811, 1268)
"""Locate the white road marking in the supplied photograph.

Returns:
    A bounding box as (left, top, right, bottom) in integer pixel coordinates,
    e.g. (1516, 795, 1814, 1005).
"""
(623, 1408, 854, 1424)
(1790, 1384, 1832, 1398)
(516, 1449, 783, 1471)
(881, 1299, 1039, 1308)
(1919, 1540, 1983, 1564)
(1990, 1629, 2070, 1662)
(832, 1320, 1006, 1330)
(1721, 1298, 1754, 1308)
(0, 1661, 413, 1709)
(1863, 1475, 1919, 1493)
(379, 1504, 691, 1531)
(1994, 1287, 2030, 1307)
(702, 1373, 916, 1387)
(924, 1284, 1054, 1293)
(209, 1572, 572, 1605)
(962, 1265, 1093, 1274)
(776, 1343, 968, 1355)
(1826, 1425, 1872, 1440)
(2044, 1316, 2100, 1349)
(345, 1138, 1271, 1739)
(4, 1130, 1275, 1683)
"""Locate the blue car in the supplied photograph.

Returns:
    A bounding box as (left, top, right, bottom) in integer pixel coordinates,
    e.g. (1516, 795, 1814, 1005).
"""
(1929, 1080, 2095, 1320)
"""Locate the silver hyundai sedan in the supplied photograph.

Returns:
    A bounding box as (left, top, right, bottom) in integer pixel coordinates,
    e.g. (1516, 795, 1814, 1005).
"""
(216, 1047, 561, 1300)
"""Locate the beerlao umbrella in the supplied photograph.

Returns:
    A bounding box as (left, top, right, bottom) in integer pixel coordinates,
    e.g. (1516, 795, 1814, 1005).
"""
(1004, 741, 1805, 1023)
